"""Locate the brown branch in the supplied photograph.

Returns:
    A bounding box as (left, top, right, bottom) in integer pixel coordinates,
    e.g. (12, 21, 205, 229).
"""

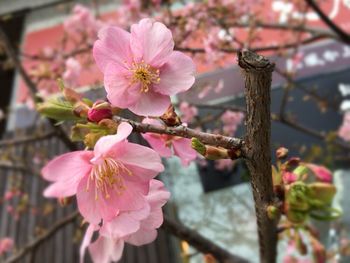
(5, 211, 79, 263)
(0, 162, 27, 172)
(162, 215, 249, 263)
(176, 34, 329, 54)
(304, 0, 350, 44)
(113, 116, 244, 150)
(0, 131, 56, 148)
(238, 50, 277, 263)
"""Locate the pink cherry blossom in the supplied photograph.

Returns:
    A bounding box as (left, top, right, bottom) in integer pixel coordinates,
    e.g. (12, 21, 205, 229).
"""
(179, 102, 198, 123)
(80, 180, 170, 263)
(93, 18, 196, 116)
(282, 171, 298, 184)
(221, 110, 244, 136)
(87, 101, 113, 123)
(141, 118, 197, 166)
(0, 237, 14, 255)
(306, 164, 332, 183)
(215, 159, 233, 171)
(64, 4, 103, 40)
(42, 122, 164, 224)
(338, 112, 350, 141)
(63, 58, 81, 87)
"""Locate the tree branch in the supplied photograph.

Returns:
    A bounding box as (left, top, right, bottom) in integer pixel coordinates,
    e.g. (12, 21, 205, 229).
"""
(238, 50, 277, 263)
(0, 26, 77, 152)
(113, 116, 244, 150)
(0, 131, 56, 147)
(162, 215, 249, 263)
(304, 0, 350, 44)
(5, 211, 79, 263)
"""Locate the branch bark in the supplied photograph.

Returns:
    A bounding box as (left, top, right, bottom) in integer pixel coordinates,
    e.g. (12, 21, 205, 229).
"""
(113, 116, 244, 150)
(162, 215, 249, 263)
(238, 50, 277, 263)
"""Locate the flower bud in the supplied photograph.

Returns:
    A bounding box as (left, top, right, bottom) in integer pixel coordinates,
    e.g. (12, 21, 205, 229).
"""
(191, 138, 206, 155)
(267, 205, 280, 220)
(160, 105, 181, 126)
(87, 101, 113, 123)
(308, 182, 336, 205)
(276, 147, 288, 159)
(286, 208, 308, 224)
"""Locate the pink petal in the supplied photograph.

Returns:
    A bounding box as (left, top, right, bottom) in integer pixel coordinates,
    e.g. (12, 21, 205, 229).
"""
(147, 180, 171, 208)
(128, 90, 171, 116)
(100, 213, 141, 239)
(42, 151, 93, 198)
(93, 26, 132, 73)
(116, 142, 164, 180)
(153, 51, 195, 95)
(125, 228, 157, 246)
(172, 138, 197, 166)
(307, 164, 332, 183)
(130, 18, 174, 68)
(93, 122, 133, 160)
(104, 63, 141, 109)
(80, 224, 97, 263)
(89, 237, 124, 263)
(112, 180, 149, 212)
(76, 176, 103, 224)
(142, 133, 172, 157)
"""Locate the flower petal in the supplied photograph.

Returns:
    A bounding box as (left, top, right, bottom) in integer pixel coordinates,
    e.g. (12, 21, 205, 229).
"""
(93, 122, 133, 160)
(80, 224, 98, 263)
(93, 26, 132, 73)
(89, 237, 124, 263)
(76, 176, 102, 224)
(130, 18, 174, 68)
(104, 63, 141, 109)
(128, 90, 171, 116)
(42, 151, 93, 198)
(172, 138, 197, 166)
(153, 51, 195, 95)
(116, 142, 164, 180)
(125, 228, 158, 246)
(142, 133, 172, 158)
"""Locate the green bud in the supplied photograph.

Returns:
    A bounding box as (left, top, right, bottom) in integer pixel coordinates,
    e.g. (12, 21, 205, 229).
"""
(191, 138, 206, 155)
(267, 205, 280, 220)
(37, 98, 83, 121)
(293, 165, 309, 177)
(286, 209, 308, 224)
(308, 182, 336, 206)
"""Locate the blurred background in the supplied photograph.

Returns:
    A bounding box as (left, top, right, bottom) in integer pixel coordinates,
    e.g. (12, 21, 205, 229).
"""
(1, 0, 350, 262)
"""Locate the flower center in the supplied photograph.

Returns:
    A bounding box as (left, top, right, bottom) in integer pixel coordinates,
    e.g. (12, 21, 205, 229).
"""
(87, 158, 132, 200)
(130, 61, 160, 93)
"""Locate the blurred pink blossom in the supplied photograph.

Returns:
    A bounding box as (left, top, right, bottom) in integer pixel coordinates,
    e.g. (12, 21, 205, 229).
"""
(221, 110, 244, 136)
(179, 102, 198, 123)
(215, 159, 233, 171)
(306, 164, 332, 183)
(63, 58, 81, 87)
(142, 118, 197, 166)
(338, 112, 350, 141)
(0, 237, 14, 255)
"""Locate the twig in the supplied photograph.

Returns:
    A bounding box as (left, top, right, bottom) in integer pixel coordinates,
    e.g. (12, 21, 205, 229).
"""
(238, 50, 277, 263)
(0, 131, 56, 148)
(162, 215, 249, 263)
(5, 211, 79, 263)
(304, 0, 350, 44)
(113, 116, 244, 150)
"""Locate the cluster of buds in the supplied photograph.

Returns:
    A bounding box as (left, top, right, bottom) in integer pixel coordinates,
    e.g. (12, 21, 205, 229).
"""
(272, 147, 341, 224)
(36, 82, 120, 148)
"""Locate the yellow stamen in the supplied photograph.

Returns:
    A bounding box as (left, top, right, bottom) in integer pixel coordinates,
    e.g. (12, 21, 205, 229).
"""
(130, 60, 160, 93)
(87, 158, 132, 200)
